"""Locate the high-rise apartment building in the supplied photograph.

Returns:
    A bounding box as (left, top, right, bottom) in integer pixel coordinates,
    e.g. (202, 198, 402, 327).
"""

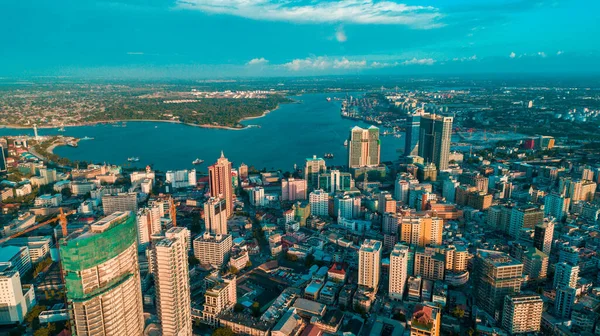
(209, 152, 234, 218)
(474, 250, 523, 319)
(394, 178, 410, 203)
(389, 243, 410, 300)
(309, 189, 329, 216)
(334, 194, 361, 219)
(414, 247, 445, 281)
(400, 216, 443, 247)
(544, 193, 570, 221)
(502, 294, 543, 334)
(348, 126, 380, 168)
(358, 239, 382, 290)
(136, 205, 162, 248)
(249, 186, 265, 207)
(60, 211, 144, 335)
(238, 163, 248, 180)
(553, 262, 579, 289)
(418, 114, 453, 171)
(554, 287, 576, 319)
(508, 205, 543, 238)
(193, 232, 232, 267)
(533, 219, 555, 255)
(318, 170, 354, 194)
(559, 177, 597, 202)
(165, 169, 197, 189)
(204, 197, 228, 235)
(304, 155, 326, 189)
(0, 268, 36, 325)
(102, 192, 138, 215)
(154, 227, 192, 336)
(281, 178, 308, 201)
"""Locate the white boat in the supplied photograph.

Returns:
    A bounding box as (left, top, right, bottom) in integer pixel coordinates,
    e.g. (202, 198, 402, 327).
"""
(344, 139, 348, 146)
(127, 157, 140, 162)
(192, 158, 204, 165)
(81, 136, 94, 140)
(58, 127, 66, 132)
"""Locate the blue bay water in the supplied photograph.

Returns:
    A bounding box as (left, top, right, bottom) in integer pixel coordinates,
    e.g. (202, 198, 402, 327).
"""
(0, 93, 404, 172)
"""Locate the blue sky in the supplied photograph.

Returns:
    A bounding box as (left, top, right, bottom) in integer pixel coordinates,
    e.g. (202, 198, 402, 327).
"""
(1, 0, 599, 78)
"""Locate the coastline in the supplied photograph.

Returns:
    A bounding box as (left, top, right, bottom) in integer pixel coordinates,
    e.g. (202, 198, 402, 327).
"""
(0, 105, 284, 131)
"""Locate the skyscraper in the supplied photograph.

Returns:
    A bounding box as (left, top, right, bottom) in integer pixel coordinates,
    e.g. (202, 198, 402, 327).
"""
(304, 155, 326, 189)
(418, 114, 453, 170)
(209, 152, 234, 218)
(348, 126, 380, 168)
(502, 294, 543, 334)
(389, 243, 410, 300)
(154, 227, 192, 336)
(204, 197, 228, 235)
(474, 250, 523, 319)
(404, 113, 421, 157)
(414, 247, 445, 281)
(60, 211, 144, 335)
(358, 239, 382, 290)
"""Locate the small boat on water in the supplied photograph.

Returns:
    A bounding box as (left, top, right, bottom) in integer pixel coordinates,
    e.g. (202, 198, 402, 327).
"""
(58, 127, 66, 132)
(192, 158, 204, 165)
(81, 136, 94, 140)
(324, 153, 334, 159)
(326, 97, 332, 102)
(127, 157, 140, 162)
(343, 139, 348, 146)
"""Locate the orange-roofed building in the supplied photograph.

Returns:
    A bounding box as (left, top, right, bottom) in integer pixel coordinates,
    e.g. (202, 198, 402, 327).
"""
(410, 303, 441, 336)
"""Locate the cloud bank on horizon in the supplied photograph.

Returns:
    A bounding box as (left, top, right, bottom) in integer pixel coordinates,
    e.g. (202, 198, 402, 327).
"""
(0, 0, 598, 77)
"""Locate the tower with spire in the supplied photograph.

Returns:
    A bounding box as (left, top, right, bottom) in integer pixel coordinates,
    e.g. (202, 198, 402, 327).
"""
(208, 151, 234, 218)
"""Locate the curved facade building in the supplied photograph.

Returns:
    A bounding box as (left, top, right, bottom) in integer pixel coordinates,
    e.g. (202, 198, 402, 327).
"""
(60, 211, 144, 336)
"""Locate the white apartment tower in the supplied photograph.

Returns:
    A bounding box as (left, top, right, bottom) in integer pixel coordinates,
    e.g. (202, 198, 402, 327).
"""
(389, 243, 410, 300)
(154, 227, 192, 336)
(358, 239, 382, 290)
(309, 189, 329, 216)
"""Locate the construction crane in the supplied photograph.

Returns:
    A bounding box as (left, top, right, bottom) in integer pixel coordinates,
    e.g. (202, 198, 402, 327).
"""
(0, 208, 75, 245)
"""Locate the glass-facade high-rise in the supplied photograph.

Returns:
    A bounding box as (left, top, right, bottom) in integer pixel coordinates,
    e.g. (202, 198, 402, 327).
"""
(418, 114, 453, 171)
(404, 114, 421, 157)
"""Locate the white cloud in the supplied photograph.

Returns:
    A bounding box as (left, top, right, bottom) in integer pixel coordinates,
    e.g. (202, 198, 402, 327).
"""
(537, 51, 547, 58)
(177, 0, 444, 29)
(247, 57, 269, 65)
(370, 61, 400, 68)
(453, 55, 477, 62)
(509, 52, 516, 58)
(283, 57, 332, 71)
(557, 50, 564, 55)
(402, 57, 436, 66)
(335, 26, 347, 43)
(333, 58, 366, 69)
